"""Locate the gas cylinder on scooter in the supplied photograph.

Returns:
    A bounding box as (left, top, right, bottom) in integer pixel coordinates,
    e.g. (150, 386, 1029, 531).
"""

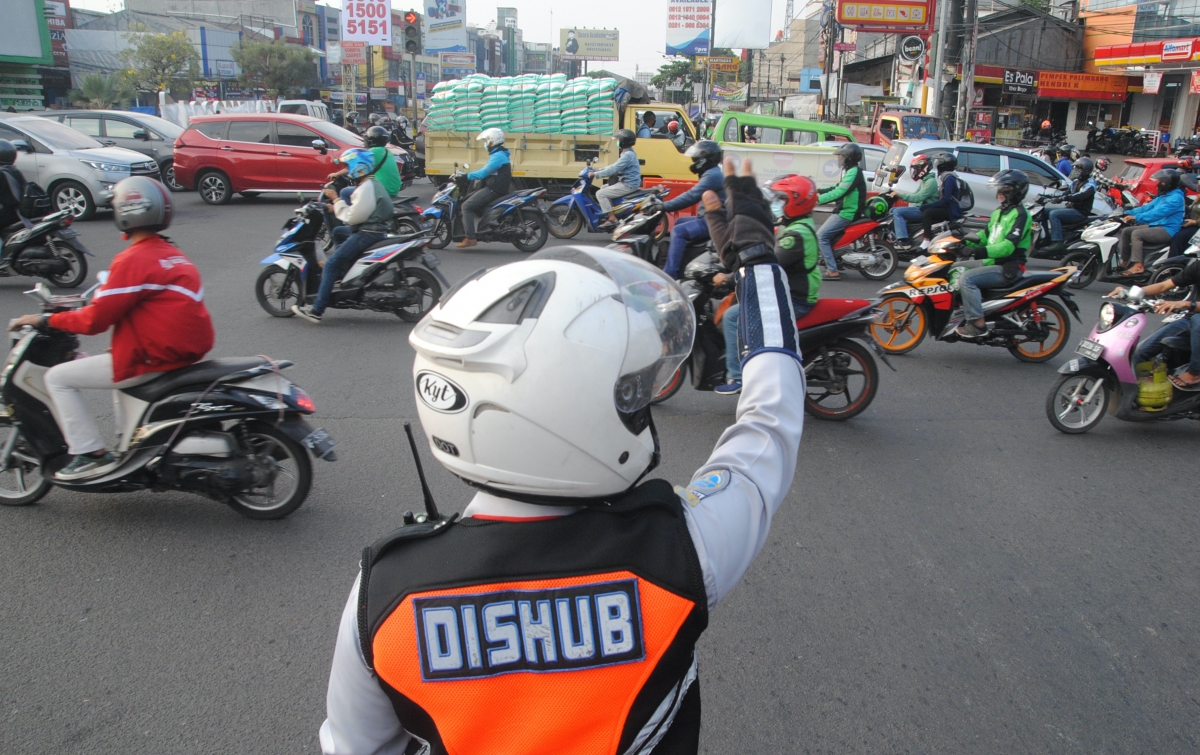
(1135, 358, 1174, 410)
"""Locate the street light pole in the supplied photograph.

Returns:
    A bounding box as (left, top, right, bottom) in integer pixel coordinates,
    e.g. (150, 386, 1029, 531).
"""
(930, 0, 950, 117)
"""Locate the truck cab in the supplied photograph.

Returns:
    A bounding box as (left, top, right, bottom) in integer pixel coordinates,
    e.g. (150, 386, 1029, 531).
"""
(851, 100, 949, 147)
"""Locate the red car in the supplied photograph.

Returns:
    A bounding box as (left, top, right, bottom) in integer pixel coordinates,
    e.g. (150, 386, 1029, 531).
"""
(173, 113, 405, 205)
(1111, 157, 1197, 205)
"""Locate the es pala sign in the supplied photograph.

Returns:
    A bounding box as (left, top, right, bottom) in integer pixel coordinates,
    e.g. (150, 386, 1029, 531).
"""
(1002, 69, 1036, 95)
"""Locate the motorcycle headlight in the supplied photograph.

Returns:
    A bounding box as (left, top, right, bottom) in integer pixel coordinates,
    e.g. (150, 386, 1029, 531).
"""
(1098, 302, 1116, 330)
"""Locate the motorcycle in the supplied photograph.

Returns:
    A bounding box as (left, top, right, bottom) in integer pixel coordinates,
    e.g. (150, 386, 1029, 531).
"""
(1046, 288, 1200, 433)
(608, 207, 669, 265)
(315, 175, 425, 252)
(1028, 192, 1111, 261)
(870, 231, 1081, 362)
(0, 282, 335, 517)
(420, 166, 550, 253)
(545, 161, 671, 240)
(256, 199, 446, 321)
(0, 209, 91, 289)
(1060, 214, 1173, 290)
(654, 251, 890, 420)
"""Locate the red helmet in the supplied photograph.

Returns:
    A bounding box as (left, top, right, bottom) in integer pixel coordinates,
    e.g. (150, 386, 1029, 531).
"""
(668, 120, 680, 133)
(1041, 119, 1052, 130)
(909, 153, 933, 180)
(1179, 157, 1196, 171)
(769, 174, 818, 219)
(1096, 156, 1111, 172)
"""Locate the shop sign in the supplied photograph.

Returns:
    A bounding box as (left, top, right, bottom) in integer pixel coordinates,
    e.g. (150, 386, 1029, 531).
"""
(972, 86, 985, 106)
(369, 87, 388, 99)
(341, 41, 368, 66)
(1002, 68, 1036, 95)
(1143, 71, 1162, 95)
(215, 60, 235, 78)
(695, 56, 739, 72)
(1037, 71, 1129, 102)
(899, 35, 925, 62)
(1162, 40, 1193, 62)
(834, 42, 857, 52)
(837, 0, 931, 31)
(1190, 70, 1200, 95)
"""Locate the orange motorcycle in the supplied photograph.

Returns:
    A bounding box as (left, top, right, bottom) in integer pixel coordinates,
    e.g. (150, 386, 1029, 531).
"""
(869, 231, 1081, 362)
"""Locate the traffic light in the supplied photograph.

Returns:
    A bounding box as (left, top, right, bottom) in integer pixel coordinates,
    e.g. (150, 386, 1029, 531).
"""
(402, 11, 422, 55)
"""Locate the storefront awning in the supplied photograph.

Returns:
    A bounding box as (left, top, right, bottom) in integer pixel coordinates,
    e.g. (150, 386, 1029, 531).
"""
(1095, 37, 1200, 71)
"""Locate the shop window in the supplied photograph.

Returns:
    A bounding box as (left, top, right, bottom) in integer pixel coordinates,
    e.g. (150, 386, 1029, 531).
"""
(1075, 104, 1100, 131)
(302, 16, 315, 46)
(958, 149, 1001, 177)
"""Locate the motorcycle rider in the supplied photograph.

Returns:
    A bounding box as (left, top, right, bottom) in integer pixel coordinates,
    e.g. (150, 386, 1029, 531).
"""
(1038, 119, 1054, 142)
(318, 156, 806, 755)
(1118, 168, 1186, 277)
(0, 140, 26, 256)
(709, 170, 823, 396)
(662, 140, 726, 279)
(294, 148, 393, 323)
(1108, 258, 1200, 390)
(886, 153, 937, 250)
(917, 153, 964, 248)
(1169, 180, 1200, 256)
(456, 128, 511, 249)
(637, 110, 656, 139)
(955, 170, 1033, 338)
(591, 129, 642, 228)
(323, 126, 403, 240)
(8, 177, 214, 481)
(1043, 157, 1098, 256)
(1055, 149, 1074, 177)
(816, 142, 868, 280)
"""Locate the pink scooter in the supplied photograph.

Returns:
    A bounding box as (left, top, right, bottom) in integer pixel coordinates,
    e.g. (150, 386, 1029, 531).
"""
(1046, 287, 1199, 433)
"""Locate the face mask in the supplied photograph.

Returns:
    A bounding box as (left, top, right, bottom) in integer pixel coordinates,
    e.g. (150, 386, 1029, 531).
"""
(771, 199, 785, 220)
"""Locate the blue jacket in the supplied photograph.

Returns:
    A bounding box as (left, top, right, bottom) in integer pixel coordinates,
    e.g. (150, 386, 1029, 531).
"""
(1056, 158, 1072, 177)
(467, 148, 511, 181)
(663, 165, 726, 213)
(637, 125, 654, 139)
(1130, 188, 1186, 236)
(594, 148, 642, 188)
(923, 172, 963, 219)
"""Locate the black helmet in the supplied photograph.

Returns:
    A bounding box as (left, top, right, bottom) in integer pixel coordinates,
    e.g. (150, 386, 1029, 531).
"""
(684, 140, 722, 175)
(988, 169, 1029, 208)
(933, 152, 957, 172)
(364, 125, 389, 148)
(616, 129, 636, 149)
(835, 142, 863, 169)
(0, 139, 14, 166)
(1070, 157, 1094, 180)
(1152, 168, 1182, 195)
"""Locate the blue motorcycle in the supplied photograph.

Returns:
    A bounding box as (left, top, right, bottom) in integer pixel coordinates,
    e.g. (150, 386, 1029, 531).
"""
(545, 161, 670, 240)
(421, 168, 549, 252)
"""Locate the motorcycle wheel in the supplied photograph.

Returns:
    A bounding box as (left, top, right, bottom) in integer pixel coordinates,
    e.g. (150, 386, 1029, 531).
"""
(394, 267, 442, 322)
(428, 218, 451, 250)
(46, 246, 88, 289)
(316, 223, 333, 253)
(1149, 264, 1190, 301)
(651, 365, 687, 405)
(513, 208, 550, 253)
(546, 205, 583, 239)
(1007, 299, 1070, 363)
(395, 217, 422, 236)
(256, 264, 301, 317)
(802, 339, 879, 421)
(859, 239, 898, 280)
(1062, 250, 1099, 289)
(0, 426, 51, 506)
(1046, 373, 1108, 434)
(227, 423, 312, 520)
(869, 295, 928, 354)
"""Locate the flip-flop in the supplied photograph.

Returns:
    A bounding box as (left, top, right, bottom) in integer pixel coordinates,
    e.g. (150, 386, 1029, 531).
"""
(822, 272, 842, 280)
(1115, 268, 1145, 277)
(1168, 373, 1200, 391)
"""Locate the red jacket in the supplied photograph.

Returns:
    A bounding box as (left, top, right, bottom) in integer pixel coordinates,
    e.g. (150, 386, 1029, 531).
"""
(49, 235, 214, 382)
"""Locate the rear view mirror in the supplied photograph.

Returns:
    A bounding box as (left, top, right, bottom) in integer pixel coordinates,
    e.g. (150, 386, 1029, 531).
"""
(133, 129, 149, 140)
(11, 140, 31, 153)
(312, 139, 328, 154)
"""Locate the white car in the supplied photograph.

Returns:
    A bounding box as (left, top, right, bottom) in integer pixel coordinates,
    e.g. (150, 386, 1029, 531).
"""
(874, 139, 1113, 217)
(813, 140, 888, 183)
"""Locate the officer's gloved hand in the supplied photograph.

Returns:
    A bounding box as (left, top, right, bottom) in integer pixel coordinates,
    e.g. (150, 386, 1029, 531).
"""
(702, 157, 801, 368)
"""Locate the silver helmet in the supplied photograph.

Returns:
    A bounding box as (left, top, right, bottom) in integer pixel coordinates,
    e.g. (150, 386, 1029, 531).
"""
(111, 176, 173, 234)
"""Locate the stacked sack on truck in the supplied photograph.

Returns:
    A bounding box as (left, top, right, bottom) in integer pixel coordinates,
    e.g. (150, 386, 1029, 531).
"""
(423, 81, 455, 131)
(451, 75, 486, 132)
(587, 78, 617, 135)
(532, 74, 566, 133)
(423, 73, 618, 135)
(480, 77, 511, 131)
(507, 75, 538, 133)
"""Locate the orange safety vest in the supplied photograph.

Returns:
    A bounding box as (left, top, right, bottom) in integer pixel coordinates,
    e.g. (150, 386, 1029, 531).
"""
(358, 480, 709, 755)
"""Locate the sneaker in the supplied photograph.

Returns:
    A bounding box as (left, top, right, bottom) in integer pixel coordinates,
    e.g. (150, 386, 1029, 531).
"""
(954, 320, 987, 338)
(895, 238, 913, 250)
(292, 304, 323, 323)
(55, 451, 119, 481)
(455, 238, 478, 249)
(920, 239, 931, 250)
(1042, 241, 1067, 255)
(714, 380, 742, 395)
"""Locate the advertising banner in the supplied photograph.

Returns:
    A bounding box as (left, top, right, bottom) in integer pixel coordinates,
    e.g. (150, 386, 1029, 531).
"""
(341, 0, 390, 46)
(1190, 70, 1200, 95)
(711, 83, 748, 103)
(424, 0, 468, 54)
(439, 52, 476, 77)
(713, 0, 771, 48)
(45, 0, 73, 68)
(836, 0, 931, 32)
(559, 29, 620, 61)
(666, 0, 710, 56)
(341, 41, 368, 65)
(1143, 71, 1162, 95)
(1038, 71, 1130, 101)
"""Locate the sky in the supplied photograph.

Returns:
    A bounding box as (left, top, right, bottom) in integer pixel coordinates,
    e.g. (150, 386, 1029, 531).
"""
(66, 0, 791, 79)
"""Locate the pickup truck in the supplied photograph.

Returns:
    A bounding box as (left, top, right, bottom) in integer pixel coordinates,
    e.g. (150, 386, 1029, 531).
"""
(850, 102, 950, 147)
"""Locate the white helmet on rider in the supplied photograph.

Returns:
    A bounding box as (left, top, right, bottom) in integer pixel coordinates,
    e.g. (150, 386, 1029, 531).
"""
(409, 247, 695, 503)
(477, 127, 506, 149)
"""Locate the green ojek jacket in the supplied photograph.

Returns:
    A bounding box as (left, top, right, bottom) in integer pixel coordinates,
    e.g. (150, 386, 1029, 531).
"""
(775, 216, 821, 306)
(818, 166, 867, 221)
(966, 204, 1031, 276)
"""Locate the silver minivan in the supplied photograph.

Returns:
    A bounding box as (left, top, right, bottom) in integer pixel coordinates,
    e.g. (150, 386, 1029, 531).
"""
(36, 110, 185, 191)
(875, 140, 1114, 217)
(0, 115, 160, 220)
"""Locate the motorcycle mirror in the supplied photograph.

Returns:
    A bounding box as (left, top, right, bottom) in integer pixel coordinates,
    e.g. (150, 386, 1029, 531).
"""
(26, 282, 52, 304)
(97, 270, 109, 285)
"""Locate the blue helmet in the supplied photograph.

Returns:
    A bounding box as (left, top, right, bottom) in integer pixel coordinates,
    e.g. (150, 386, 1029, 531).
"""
(338, 148, 375, 179)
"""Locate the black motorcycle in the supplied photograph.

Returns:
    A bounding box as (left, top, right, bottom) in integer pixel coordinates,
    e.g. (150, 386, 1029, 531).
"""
(0, 209, 90, 288)
(420, 169, 549, 253)
(318, 175, 426, 252)
(0, 283, 336, 518)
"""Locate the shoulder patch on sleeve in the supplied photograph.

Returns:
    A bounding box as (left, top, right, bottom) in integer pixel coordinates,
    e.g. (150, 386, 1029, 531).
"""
(675, 469, 730, 507)
(779, 235, 796, 249)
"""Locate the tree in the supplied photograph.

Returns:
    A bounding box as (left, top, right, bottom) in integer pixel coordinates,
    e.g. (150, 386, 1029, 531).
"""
(232, 39, 317, 98)
(119, 31, 199, 96)
(68, 73, 133, 109)
(651, 59, 705, 90)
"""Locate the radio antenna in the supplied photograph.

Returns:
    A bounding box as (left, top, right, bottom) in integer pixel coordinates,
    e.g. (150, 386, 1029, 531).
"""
(403, 421, 441, 522)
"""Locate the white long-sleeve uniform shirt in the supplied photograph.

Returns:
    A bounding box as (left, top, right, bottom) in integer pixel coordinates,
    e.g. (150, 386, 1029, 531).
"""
(319, 351, 806, 755)
(333, 180, 383, 227)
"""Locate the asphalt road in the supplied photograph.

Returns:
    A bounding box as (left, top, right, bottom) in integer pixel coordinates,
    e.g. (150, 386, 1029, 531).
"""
(1, 187, 1198, 755)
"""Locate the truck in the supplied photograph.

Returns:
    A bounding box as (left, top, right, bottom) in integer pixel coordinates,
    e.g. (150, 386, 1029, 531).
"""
(850, 99, 949, 147)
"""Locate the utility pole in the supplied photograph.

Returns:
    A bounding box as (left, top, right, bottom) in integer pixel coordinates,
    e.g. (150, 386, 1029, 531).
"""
(953, 0, 978, 140)
(822, 5, 836, 121)
(930, 0, 950, 117)
(410, 53, 418, 124)
(703, 0, 716, 116)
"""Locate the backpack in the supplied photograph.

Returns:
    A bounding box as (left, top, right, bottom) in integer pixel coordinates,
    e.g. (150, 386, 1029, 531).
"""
(19, 181, 51, 219)
(942, 172, 974, 212)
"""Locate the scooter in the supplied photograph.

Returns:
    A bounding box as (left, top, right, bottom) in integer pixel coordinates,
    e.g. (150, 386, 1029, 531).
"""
(0, 209, 91, 289)
(654, 251, 891, 420)
(0, 282, 335, 517)
(420, 166, 550, 253)
(1028, 193, 1107, 261)
(546, 160, 670, 240)
(870, 230, 1082, 362)
(1046, 287, 1200, 433)
(1061, 214, 1172, 289)
(255, 199, 446, 321)
(321, 175, 425, 250)
(608, 207, 668, 265)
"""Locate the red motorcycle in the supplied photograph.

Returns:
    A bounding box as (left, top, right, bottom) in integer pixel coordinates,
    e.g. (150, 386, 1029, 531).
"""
(826, 213, 899, 280)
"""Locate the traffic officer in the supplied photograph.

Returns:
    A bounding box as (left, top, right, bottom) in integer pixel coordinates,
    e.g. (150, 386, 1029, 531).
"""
(318, 157, 806, 755)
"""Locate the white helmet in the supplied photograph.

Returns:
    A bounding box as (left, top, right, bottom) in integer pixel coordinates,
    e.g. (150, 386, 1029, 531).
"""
(477, 127, 505, 149)
(409, 247, 695, 503)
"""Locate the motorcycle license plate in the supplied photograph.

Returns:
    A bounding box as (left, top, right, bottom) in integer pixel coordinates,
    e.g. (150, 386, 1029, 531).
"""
(302, 427, 337, 459)
(1075, 338, 1104, 360)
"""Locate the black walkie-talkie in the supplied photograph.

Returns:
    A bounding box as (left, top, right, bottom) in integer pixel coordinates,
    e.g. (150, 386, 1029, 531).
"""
(402, 421, 441, 523)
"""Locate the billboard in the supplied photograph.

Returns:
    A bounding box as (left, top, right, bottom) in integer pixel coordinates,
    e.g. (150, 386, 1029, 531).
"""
(425, 0, 468, 54)
(836, 0, 931, 32)
(666, 0, 710, 57)
(440, 51, 476, 77)
(341, 0, 390, 46)
(559, 28, 620, 61)
(45, 0, 73, 68)
(713, 0, 770, 49)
